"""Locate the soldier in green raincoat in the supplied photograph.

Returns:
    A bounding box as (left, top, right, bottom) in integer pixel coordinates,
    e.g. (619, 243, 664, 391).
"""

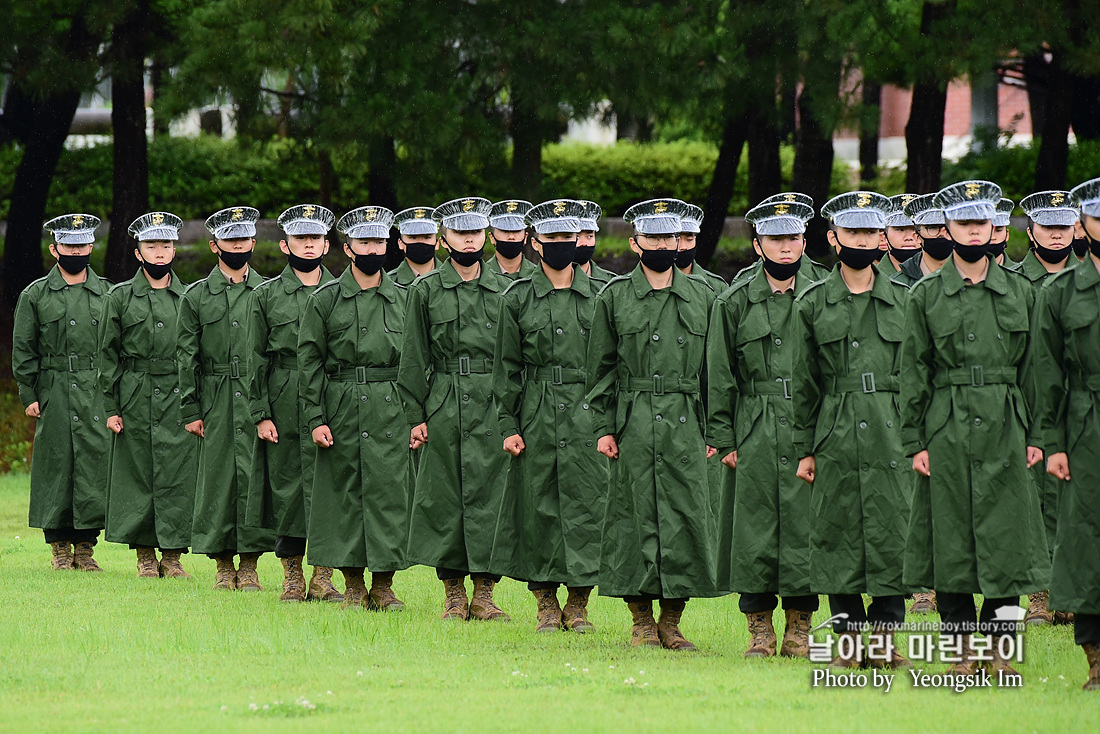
(247, 204, 342, 604)
(670, 200, 727, 292)
(890, 195, 953, 289)
(492, 199, 609, 634)
(573, 200, 617, 286)
(12, 214, 111, 572)
(398, 197, 513, 622)
(586, 199, 719, 651)
(877, 194, 922, 277)
(389, 207, 439, 286)
(706, 199, 821, 660)
(1014, 191, 1080, 626)
(792, 193, 911, 669)
(299, 205, 411, 612)
(1031, 176, 1100, 690)
(486, 200, 538, 280)
(177, 206, 274, 591)
(900, 181, 1048, 680)
(99, 212, 196, 579)
(734, 194, 832, 282)
(991, 198, 1020, 271)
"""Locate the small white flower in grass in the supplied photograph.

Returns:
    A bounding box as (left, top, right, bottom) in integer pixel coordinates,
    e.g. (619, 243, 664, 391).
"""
(513, 671, 520, 676)
(262, 705, 269, 711)
(1059, 675, 1066, 680)
(624, 677, 636, 685)
(220, 706, 228, 711)
(326, 691, 332, 695)
(356, 670, 363, 677)
(639, 670, 645, 675)
(582, 668, 589, 674)
(609, 665, 615, 669)
(248, 703, 258, 711)
(642, 682, 649, 688)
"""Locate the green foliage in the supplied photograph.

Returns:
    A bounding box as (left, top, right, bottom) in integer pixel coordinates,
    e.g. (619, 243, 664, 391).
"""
(943, 139, 1100, 206)
(0, 381, 34, 473)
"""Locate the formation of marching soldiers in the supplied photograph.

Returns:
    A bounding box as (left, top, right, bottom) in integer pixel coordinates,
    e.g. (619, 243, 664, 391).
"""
(11, 178, 1100, 690)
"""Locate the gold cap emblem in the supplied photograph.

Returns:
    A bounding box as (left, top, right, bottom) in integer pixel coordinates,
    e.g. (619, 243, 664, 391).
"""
(653, 201, 668, 214)
(965, 183, 981, 199)
(856, 194, 871, 207)
(462, 199, 475, 212)
(231, 208, 244, 221)
(774, 204, 789, 215)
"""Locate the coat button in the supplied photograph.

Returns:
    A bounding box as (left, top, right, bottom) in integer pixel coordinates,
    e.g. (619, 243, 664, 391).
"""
(652, 334, 660, 341)
(91, 319, 97, 325)
(486, 322, 492, 329)
(774, 337, 782, 346)
(997, 334, 1003, 340)
(386, 432, 392, 438)
(463, 431, 470, 438)
(559, 440, 567, 448)
(681, 457, 689, 463)
(558, 403, 565, 410)
(973, 417, 982, 426)
(580, 329, 586, 335)
(235, 391, 242, 397)
(462, 394, 470, 401)
(173, 388, 179, 394)
(861, 462, 869, 471)
(153, 421, 159, 427)
(851, 340, 859, 348)
(72, 383, 77, 389)
(973, 460, 982, 468)
(361, 327, 368, 334)
(73, 415, 79, 422)
(656, 454, 663, 462)
(967, 333, 975, 341)
(232, 320, 239, 327)
(362, 431, 369, 438)
(70, 319, 76, 325)
(582, 403, 589, 410)
(655, 414, 663, 422)
(361, 395, 367, 402)
(847, 295, 853, 302)
(890, 460, 898, 468)
(236, 428, 243, 434)
(586, 440, 593, 447)
(157, 321, 164, 328)
(780, 456, 788, 464)
(93, 416, 99, 421)
(779, 416, 787, 425)
(886, 420, 893, 428)
(385, 396, 392, 402)
(556, 327, 563, 335)
(679, 416, 686, 423)
(677, 336, 685, 344)
(859, 421, 867, 429)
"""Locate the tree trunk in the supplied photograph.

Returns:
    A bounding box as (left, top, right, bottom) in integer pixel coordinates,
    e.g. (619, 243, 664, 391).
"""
(367, 135, 401, 269)
(317, 149, 338, 211)
(748, 105, 781, 207)
(1071, 73, 1100, 141)
(150, 53, 170, 138)
(860, 79, 881, 183)
(1035, 48, 1074, 190)
(793, 60, 842, 259)
(106, 6, 150, 283)
(697, 111, 748, 267)
(510, 92, 542, 201)
(1023, 53, 1049, 137)
(904, 1, 955, 195)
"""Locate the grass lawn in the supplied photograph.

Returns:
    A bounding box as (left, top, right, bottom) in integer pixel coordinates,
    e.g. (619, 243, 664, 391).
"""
(0, 473, 1093, 733)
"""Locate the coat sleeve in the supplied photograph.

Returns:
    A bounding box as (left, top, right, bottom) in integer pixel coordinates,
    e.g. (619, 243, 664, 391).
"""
(492, 291, 524, 439)
(176, 289, 202, 425)
(98, 290, 125, 418)
(584, 288, 618, 438)
(1018, 284, 1042, 447)
(397, 280, 431, 427)
(704, 296, 738, 454)
(1028, 283, 1068, 454)
(790, 294, 822, 459)
(247, 288, 272, 424)
(298, 293, 328, 433)
(899, 285, 933, 456)
(11, 286, 41, 409)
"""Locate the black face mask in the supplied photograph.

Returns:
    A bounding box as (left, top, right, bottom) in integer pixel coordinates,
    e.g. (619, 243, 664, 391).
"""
(351, 252, 386, 275)
(57, 253, 90, 275)
(674, 247, 697, 269)
(537, 239, 577, 271)
(988, 241, 1008, 258)
(638, 247, 677, 273)
(573, 244, 595, 266)
(286, 251, 324, 272)
(921, 236, 954, 261)
(448, 246, 485, 268)
(1087, 233, 1100, 259)
(140, 259, 173, 280)
(889, 246, 921, 263)
(494, 236, 526, 260)
(217, 247, 253, 270)
(404, 241, 436, 265)
(836, 244, 882, 270)
(1072, 237, 1090, 258)
(1032, 240, 1073, 264)
(759, 252, 801, 281)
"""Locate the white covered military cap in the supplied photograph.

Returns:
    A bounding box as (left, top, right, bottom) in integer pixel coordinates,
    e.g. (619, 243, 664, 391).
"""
(903, 194, 945, 226)
(128, 211, 183, 241)
(1070, 178, 1100, 218)
(337, 206, 394, 239)
(44, 213, 101, 245)
(433, 197, 492, 231)
(1021, 191, 1078, 227)
(933, 180, 1001, 221)
(994, 198, 1015, 228)
(278, 203, 335, 236)
(886, 194, 919, 228)
(745, 200, 813, 236)
(205, 206, 260, 239)
(526, 200, 583, 235)
(624, 199, 683, 236)
(577, 200, 602, 232)
(821, 191, 891, 229)
(394, 207, 439, 236)
(489, 200, 533, 231)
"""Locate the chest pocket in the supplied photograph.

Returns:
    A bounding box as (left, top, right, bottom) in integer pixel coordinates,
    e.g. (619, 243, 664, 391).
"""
(519, 306, 550, 334)
(198, 295, 228, 325)
(734, 306, 771, 346)
(993, 294, 1029, 335)
(875, 305, 904, 344)
(814, 314, 849, 346)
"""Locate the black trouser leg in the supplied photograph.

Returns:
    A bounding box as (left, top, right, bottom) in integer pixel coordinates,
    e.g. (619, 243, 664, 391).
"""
(739, 592, 778, 614)
(436, 567, 467, 581)
(528, 581, 559, 591)
(781, 594, 820, 612)
(979, 596, 1021, 638)
(275, 535, 307, 558)
(936, 592, 978, 635)
(867, 595, 906, 629)
(623, 594, 659, 603)
(828, 594, 869, 633)
(44, 528, 100, 544)
(1074, 613, 1100, 647)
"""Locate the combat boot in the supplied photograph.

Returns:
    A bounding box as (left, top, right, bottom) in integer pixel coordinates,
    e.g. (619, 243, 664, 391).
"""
(866, 627, 911, 669)
(159, 550, 191, 578)
(1083, 643, 1100, 691)
(469, 575, 510, 621)
(213, 554, 236, 590)
(657, 600, 697, 651)
(135, 546, 160, 578)
(307, 566, 344, 602)
(945, 635, 981, 675)
(628, 600, 661, 647)
(744, 611, 777, 658)
(441, 577, 469, 620)
(236, 552, 263, 592)
(562, 586, 595, 632)
(49, 542, 73, 571)
(909, 591, 936, 614)
(1025, 591, 1053, 626)
(780, 609, 813, 659)
(828, 630, 863, 669)
(72, 541, 102, 572)
(340, 568, 368, 610)
(367, 572, 404, 611)
(279, 556, 307, 602)
(532, 588, 563, 632)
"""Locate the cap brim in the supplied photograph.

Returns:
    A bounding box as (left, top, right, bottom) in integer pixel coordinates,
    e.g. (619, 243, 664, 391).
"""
(577, 218, 600, 232)
(1082, 201, 1100, 218)
(885, 214, 915, 228)
(398, 221, 439, 236)
(441, 213, 489, 231)
(913, 211, 946, 226)
(137, 226, 180, 241)
(346, 224, 390, 239)
(489, 215, 527, 231)
(633, 215, 682, 235)
(1029, 209, 1079, 227)
(533, 217, 582, 235)
(213, 223, 257, 239)
(944, 202, 995, 221)
(282, 220, 331, 236)
(833, 210, 886, 229)
(679, 220, 701, 234)
(754, 217, 806, 236)
(55, 232, 96, 245)
(993, 215, 1011, 227)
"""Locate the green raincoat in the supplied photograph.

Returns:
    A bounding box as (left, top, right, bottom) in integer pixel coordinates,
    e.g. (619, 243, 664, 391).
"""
(705, 267, 818, 596)
(791, 269, 910, 595)
(298, 268, 411, 571)
(245, 264, 334, 537)
(99, 272, 197, 549)
(585, 266, 719, 599)
(491, 265, 608, 586)
(900, 258, 1049, 597)
(177, 264, 274, 555)
(586, 262, 618, 287)
(486, 254, 538, 281)
(397, 259, 512, 574)
(389, 259, 436, 287)
(12, 266, 111, 531)
(1030, 260, 1100, 614)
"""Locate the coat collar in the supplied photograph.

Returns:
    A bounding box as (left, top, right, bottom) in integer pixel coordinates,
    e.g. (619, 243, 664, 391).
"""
(939, 256, 1009, 296)
(746, 265, 813, 303)
(1074, 255, 1100, 290)
(822, 267, 897, 305)
(278, 263, 334, 294)
(46, 264, 108, 294)
(532, 263, 593, 298)
(338, 265, 398, 302)
(129, 270, 187, 297)
(438, 258, 503, 293)
(204, 264, 263, 294)
(627, 264, 695, 302)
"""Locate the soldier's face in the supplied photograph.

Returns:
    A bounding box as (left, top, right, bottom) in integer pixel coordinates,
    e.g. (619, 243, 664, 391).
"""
(532, 231, 575, 258)
(828, 227, 880, 250)
(885, 226, 921, 250)
(1028, 222, 1073, 250)
(281, 233, 329, 259)
(490, 228, 526, 243)
(345, 238, 387, 256)
(578, 231, 596, 247)
(629, 233, 679, 254)
(753, 234, 804, 263)
(679, 233, 697, 249)
(990, 226, 1009, 245)
(210, 237, 255, 254)
(136, 240, 175, 264)
(399, 233, 436, 252)
(50, 242, 93, 260)
(441, 228, 486, 252)
(944, 219, 992, 245)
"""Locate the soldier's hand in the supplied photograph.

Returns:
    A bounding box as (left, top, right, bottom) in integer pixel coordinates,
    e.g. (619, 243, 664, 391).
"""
(796, 456, 815, 484)
(25, 401, 40, 418)
(1026, 445, 1043, 469)
(313, 425, 334, 448)
(257, 419, 279, 443)
(503, 434, 525, 456)
(1047, 452, 1070, 480)
(912, 450, 930, 477)
(706, 445, 718, 459)
(186, 419, 205, 438)
(597, 434, 618, 459)
(410, 423, 428, 450)
(721, 450, 737, 469)
(107, 415, 123, 434)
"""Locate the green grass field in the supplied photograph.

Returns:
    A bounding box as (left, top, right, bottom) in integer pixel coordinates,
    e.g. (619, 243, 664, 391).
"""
(0, 474, 1094, 733)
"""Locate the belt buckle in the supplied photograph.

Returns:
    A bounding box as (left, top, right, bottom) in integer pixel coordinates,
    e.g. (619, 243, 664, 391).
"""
(68, 354, 77, 372)
(230, 359, 241, 379)
(861, 372, 876, 394)
(652, 374, 665, 395)
(356, 366, 367, 384)
(970, 365, 984, 387)
(458, 356, 471, 376)
(782, 378, 791, 400)
(551, 365, 563, 385)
